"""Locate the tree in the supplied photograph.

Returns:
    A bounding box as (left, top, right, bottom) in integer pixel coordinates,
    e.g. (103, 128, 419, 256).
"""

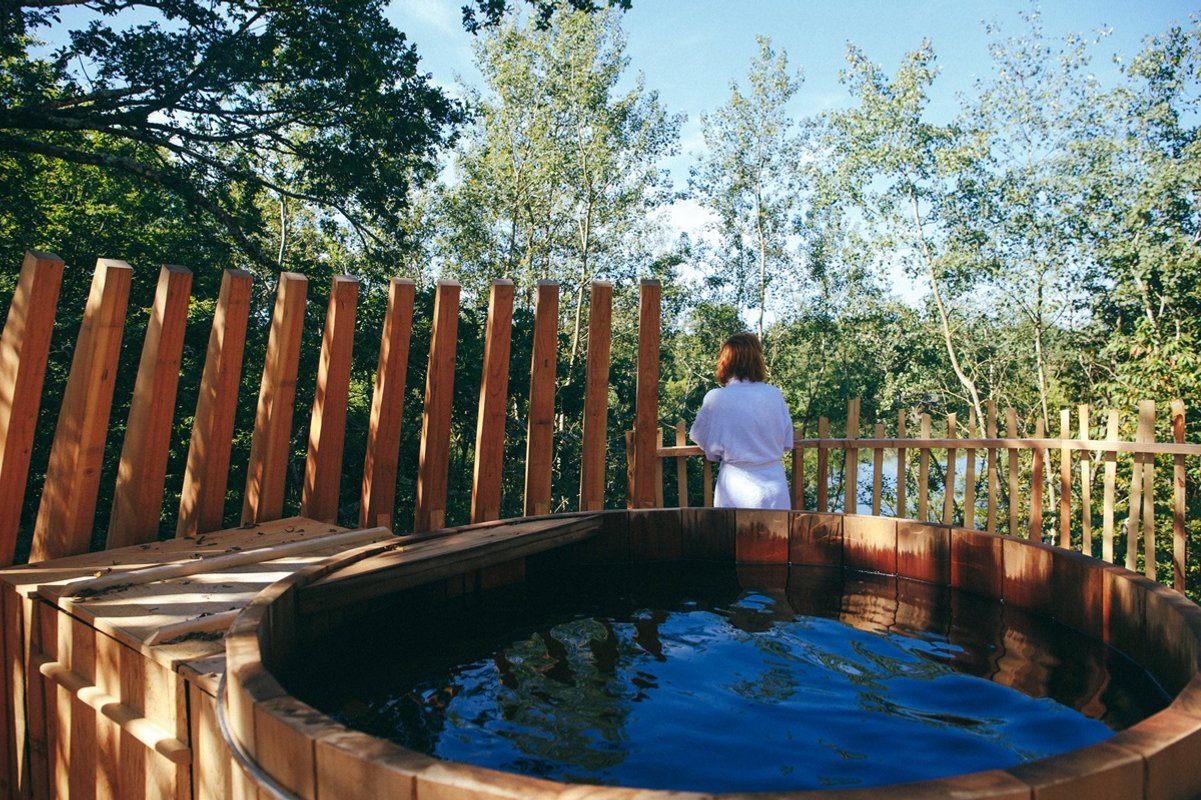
(689, 36, 802, 336)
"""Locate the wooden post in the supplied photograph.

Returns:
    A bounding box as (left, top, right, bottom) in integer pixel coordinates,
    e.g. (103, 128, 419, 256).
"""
(107, 264, 192, 548)
(1078, 404, 1092, 556)
(176, 269, 252, 538)
(631, 280, 660, 510)
(985, 401, 998, 533)
(524, 281, 558, 517)
(655, 427, 665, 509)
(1006, 408, 1019, 538)
(241, 272, 307, 526)
(360, 278, 415, 529)
(300, 275, 359, 524)
(30, 259, 132, 561)
(0, 252, 64, 566)
(964, 409, 977, 530)
(625, 430, 635, 509)
(703, 459, 713, 507)
(942, 413, 957, 526)
(414, 280, 460, 532)
(1059, 408, 1072, 548)
(1126, 407, 1144, 572)
(1103, 410, 1118, 563)
(917, 414, 931, 522)
(1029, 416, 1045, 541)
(896, 411, 907, 519)
(872, 422, 885, 516)
(579, 281, 612, 512)
(791, 430, 804, 511)
(1171, 399, 1186, 592)
(816, 416, 830, 513)
(844, 397, 860, 515)
(675, 421, 688, 508)
(471, 280, 514, 524)
(1138, 400, 1156, 581)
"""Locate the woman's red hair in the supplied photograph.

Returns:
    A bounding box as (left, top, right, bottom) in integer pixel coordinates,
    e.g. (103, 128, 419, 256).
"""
(716, 332, 766, 385)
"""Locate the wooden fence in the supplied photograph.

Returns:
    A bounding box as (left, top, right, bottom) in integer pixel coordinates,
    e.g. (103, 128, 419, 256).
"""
(654, 399, 1196, 593)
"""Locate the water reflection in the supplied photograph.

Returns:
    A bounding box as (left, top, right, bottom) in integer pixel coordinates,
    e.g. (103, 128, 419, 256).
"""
(284, 561, 1170, 793)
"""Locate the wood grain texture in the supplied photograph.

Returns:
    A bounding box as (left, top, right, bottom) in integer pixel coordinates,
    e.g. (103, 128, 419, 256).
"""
(816, 416, 829, 513)
(1029, 416, 1045, 541)
(471, 281, 514, 524)
(242, 272, 308, 526)
(0, 252, 64, 567)
(631, 281, 660, 509)
(108, 265, 193, 549)
(414, 281, 460, 532)
(917, 414, 931, 522)
(360, 278, 415, 529)
(579, 281, 612, 512)
(523, 281, 558, 517)
(176, 269, 253, 539)
(31, 259, 132, 561)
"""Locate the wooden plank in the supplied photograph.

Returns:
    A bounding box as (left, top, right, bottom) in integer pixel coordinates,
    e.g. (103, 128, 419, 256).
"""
(1029, 416, 1045, 541)
(703, 459, 713, 508)
(675, 421, 688, 508)
(1138, 399, 1156, 581)
(844, 397, 860, 515)
(655, 428, 665, 509)
(1006, 408, 1019, 538)
(791, 433, 804, 511)
(301, 275, 360, 524)
(360, 278, 415, 530)
(985, 401, 998, 533)
(524, 281, 559, 517)
(917, 414, 931, 522)
(942, 413, 957, 526)
(1059, 407, 1072, 548)
(871, 422, 884, 516)
(1171, 399, 1186, 592)
(0, 252, 64, 568)
(1126, 406, 1144, 572)
(631, 280, 661, 510)
(816, 416, 829, 513)
(785, 436, 1201, 457)
(1079, 404, 1093, 556)
(108, 265, 193, 549)
(176, 269, 253, 539)
(242, 272, 308, 526)
(625, 430, 634, 509)
(30, 259, 132, 562)
(471, 280, 514, 524)
(896, 411, 907, 519)
(414, 281, 460, 533)
(964, 409, 977, 530)
(579, 281, 613, 512)
(1103, 409, 1119, 563)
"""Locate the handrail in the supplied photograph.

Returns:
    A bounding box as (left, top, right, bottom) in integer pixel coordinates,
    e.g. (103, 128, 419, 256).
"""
(660, 438, 1201, 458)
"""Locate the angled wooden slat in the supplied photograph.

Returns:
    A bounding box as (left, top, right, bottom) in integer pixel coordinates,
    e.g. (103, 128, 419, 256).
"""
(107, 265, 193, 549)
(871, 422, 884, 516)
(631, 280, 660, 510)
(963, 409, 977, 530)
(360, 279, 415, 529)
(524, 281, 559, 516)
(301, 276, 359, 525)
(1171, 399, 1186, 592)
(1059, 407, 1072, 548)
(176, 269, 253, 539)
(844, 397, 859, 515)
(414, 280, 460, 532)
(1079, 404, 1092, 556)
(242, 272, 308, 526)
(579, 281, 612, 512)
(895, 410, 907, 519)
(816, 416, 830, 513)
(917, 414, 931, 522)
(471, 280, 514, 524)
(1138, 400, 1156, 580)
(942, 412, 957, 526)
(1029, 416, 1045, 541)
(1103, 409, 1118, 562)
(30, 259, 132, 562)
(0, 252, 64, 566)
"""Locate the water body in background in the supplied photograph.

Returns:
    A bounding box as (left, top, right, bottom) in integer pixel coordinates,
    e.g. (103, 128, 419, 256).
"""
(286, 562, 1169, 793)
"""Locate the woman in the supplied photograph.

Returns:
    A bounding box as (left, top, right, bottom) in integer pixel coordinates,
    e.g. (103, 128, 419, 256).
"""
(689, 332, 794, 510)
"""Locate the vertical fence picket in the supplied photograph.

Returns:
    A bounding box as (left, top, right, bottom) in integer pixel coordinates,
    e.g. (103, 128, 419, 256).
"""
(655, 427, 665, 509)
(964, 409, 977, 530)
(896, 411, 907, 519)
(1006, 407, 1019, 538)
(845, 398, 860, 515)
(1126, 408, 1144, 572)
(1171, 399, 1186, 592)
(1139, 400, 1156, 581)
(1060, 408, 1072, 548)
(872, 422, 884, 516)
(1030, 417, 1045, 541)
(1104, 410, 1119, 563)
(943, 413, 957, 526)
(986, 401, 998, 534)
(525, 281, 559, 516)
(918, 414, 931, 522)
(414, 280, 460, 532)
(579, 281, 612, 512)
(631, 280, 660, 510)
(676, 421, 688, 508)
(817, 416, 829, 513)
(471, 280, 514, 524)
(704, 459, 713, 508)
(791, 430, 804, 511)
(1078, 404, 1092, 556)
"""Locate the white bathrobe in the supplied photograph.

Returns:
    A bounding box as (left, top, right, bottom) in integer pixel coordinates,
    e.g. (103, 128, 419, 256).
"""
(689, 379, 794, 510)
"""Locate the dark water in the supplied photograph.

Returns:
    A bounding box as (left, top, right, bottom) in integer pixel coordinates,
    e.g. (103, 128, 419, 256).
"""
(284, 563, 1171, 793)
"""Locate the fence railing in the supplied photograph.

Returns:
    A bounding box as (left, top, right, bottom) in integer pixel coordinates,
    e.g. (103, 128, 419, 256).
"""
(653, 398, 1196, 593)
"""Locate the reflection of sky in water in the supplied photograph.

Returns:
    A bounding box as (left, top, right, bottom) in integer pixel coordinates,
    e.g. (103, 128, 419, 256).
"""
(290, 564, 1170, 793)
